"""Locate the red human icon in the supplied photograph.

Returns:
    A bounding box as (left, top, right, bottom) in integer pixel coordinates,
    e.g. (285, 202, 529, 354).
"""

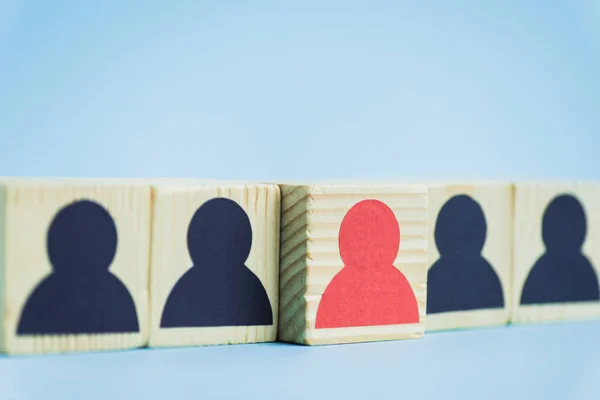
(315, 199, 419, 329)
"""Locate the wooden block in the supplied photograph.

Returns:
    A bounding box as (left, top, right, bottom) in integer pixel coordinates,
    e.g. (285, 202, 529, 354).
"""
(149, 182, 280, 347)
(278, 183, 428, 345)
(512, 182, 600, 323)
(425, 182, 513, 331)
(0, 178, 151, 355)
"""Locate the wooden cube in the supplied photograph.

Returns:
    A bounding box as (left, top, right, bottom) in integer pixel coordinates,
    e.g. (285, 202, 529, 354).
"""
(425, 182, 513, 331)
(0, 178, 151, 355)
(149, 182, 280, 347)
(512, 182, 600, 323)
(278, 183, 428, 345)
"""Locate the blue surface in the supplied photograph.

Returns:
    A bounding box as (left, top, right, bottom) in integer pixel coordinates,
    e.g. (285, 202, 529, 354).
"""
(0, 321, 599, 400)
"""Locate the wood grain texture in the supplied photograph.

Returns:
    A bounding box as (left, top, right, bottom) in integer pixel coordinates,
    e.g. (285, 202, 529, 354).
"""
(278, 185, 310, 344)
(278, 183, 428, 345)
(149, 182, 280, 347)
(512, 182, 600, 324)
(0, 178, 151, 355)
(425, 182, 513, 331)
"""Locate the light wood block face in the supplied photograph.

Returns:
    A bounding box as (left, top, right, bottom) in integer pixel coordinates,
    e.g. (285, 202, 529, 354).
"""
(149, 183, 280, 347)
(278, 184, 428, 345)
(425, 183, 513, 331)
(512, 182, 600, 324)
(0, 179, 151, 355)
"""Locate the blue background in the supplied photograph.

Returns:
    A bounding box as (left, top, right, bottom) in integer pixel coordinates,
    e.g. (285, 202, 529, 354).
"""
(1, 1, 599, 180)
(1, 1, 600, 399)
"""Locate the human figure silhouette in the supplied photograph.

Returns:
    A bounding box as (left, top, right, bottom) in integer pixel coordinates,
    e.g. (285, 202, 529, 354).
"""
(427, 195, 504, 314)
(315, 199, 419, 329)
(17, 199, 139, 335)
(521, 194, 600, 304)
(160, 197, 273, 328)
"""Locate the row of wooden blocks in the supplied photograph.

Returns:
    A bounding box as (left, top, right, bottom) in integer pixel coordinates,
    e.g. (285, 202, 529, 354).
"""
(0, 178, 598, 355)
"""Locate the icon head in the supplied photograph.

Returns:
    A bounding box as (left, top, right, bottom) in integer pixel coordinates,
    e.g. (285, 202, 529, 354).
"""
(542, 194, 587, 252)
(187, 198, 252, 269)
(47, 199, 118, 274)
(435, 194, 487, 257)
(338, 199, 399, 270)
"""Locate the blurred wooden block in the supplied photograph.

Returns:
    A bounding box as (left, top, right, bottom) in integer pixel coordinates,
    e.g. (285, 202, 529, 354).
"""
(512, 182, 600, 324)
(278, 183, 428, 345)
(425, 182, 513, 331)
(0, 178, 151, 355)
(149, 182, 280, 347)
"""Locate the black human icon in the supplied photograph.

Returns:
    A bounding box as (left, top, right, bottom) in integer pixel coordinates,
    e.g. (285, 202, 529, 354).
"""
(520, 194, 600, 304)
(160, 197, 273, 328)
(427, 194, 504, 314)
(17, 199, 139, 335)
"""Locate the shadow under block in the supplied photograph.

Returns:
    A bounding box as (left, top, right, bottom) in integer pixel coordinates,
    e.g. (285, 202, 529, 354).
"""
(149, 182, 280, 347)
(0, 179, 151, 355)
(278, 183, 428, 345)
(512, 182, 600, 324)
(425, 183, 513, 331)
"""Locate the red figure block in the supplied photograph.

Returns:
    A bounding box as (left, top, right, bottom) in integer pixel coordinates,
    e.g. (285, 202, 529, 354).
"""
(315, 199, 419, 329)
